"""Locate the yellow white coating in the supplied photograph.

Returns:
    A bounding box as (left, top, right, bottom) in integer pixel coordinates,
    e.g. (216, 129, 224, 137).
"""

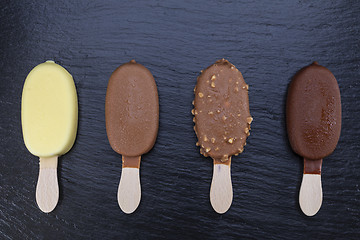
(21, 61, 78, 157)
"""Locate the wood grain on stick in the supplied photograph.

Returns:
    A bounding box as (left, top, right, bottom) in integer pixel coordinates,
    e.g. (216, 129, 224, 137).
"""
(36, 156, 59, 213)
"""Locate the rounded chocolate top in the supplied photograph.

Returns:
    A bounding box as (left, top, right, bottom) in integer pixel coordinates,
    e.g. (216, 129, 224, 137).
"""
(193, 59, 252, 161)
(105, 60, 159, 157)
(286, 62, 341, 160)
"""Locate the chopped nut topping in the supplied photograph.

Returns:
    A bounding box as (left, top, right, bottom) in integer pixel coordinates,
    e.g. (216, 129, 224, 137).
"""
(211, 75, 216, 81)
(192, 100, 194, 105)
(208, 111, 213, 115)
(244, 128, 249, 134)
(247, 116, 253, 124)
(238, 148, 244, 153)
(215, 147, 220, 151)
(196, 142, 200, 146)
(238, 113, 241, 117)
(235, 87, 239, 92)
(228, 138, 234, 144)
(211, 82, 215, 88)
(231, 66, 234, 70)
(205, 148, 211, 153)
(194, 110, 198, 115)
(222, 115, 227, 121)
(204, 135, 208, 142)
(242, 84, 249, 90)
(193, 117, 196, 122)
(217, 110, 221, 113)
(198, 92, 204, 98)
(191, 109, 195, 115)
(211, 138, 215, 143)
(236, 81, 239, 85)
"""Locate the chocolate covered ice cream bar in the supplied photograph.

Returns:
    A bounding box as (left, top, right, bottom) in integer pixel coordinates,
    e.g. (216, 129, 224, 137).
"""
(193, 59, 252, 213)
(287, 62, 341, 216)
(106, 60, 159, 214)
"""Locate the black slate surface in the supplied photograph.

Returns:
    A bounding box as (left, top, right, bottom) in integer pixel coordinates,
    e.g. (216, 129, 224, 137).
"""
(1, 1, 359, 239)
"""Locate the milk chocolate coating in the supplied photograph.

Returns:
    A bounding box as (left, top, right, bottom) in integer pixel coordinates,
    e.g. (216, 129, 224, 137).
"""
(105, 60, 159, 157)
(286, 62, 341, 160)
(303, 158, 322, 174)
(193, 59, 252, 161)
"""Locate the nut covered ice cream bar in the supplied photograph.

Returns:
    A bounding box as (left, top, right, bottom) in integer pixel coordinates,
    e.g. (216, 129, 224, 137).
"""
(193, 59, 252, 213)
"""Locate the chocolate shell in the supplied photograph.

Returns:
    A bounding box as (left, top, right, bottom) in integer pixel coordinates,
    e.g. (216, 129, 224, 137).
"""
(105, 60, 159, 157)
(286, 62, 341, 160)
(193, 59, 252, 162)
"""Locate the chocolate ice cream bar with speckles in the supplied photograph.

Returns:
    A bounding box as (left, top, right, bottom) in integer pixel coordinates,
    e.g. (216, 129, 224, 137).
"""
(192, 59, 252, 213)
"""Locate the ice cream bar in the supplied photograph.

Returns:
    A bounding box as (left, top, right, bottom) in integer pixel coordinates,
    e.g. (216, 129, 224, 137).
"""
(286, 62, 341, 216)
(193, 59, 252, 213)
(21, 61, 78, 213)
(105, 60, 159, 214)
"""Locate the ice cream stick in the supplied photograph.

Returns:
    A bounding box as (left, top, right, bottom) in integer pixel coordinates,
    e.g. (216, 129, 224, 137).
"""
(118, 156, 141, 214)
(36, 156, 59, 213)
(210, 157, 233, 214)
(299, 158, 323, 216)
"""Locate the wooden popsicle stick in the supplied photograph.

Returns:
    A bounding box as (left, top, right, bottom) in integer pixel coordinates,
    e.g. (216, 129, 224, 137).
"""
(299, 158, 323, 216)
(118, 156, 141, 214)
(36, 156, 59, 213)
(210, 157, 233, 214)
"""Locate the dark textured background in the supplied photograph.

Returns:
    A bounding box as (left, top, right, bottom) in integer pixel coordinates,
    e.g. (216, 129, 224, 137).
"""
(0, 0, 359, 239)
